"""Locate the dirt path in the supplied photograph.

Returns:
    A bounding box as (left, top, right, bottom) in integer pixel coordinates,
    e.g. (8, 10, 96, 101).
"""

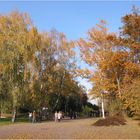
(0, 118, 140, 139)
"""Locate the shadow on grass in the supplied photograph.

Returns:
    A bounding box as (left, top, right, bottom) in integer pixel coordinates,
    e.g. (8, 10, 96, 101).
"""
(16, 117, 29, 123)
(0, 118, 12, 125)
(0, 116, 29, 125)
(133, 118, 140, 121)
(132, 116, 140, 121)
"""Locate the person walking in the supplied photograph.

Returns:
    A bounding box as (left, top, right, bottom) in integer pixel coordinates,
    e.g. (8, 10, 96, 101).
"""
(54, 111, 58, 122)
(32, 110, 36, 123)
(58, 111, 62, 122)
(29, 112, 32, 122)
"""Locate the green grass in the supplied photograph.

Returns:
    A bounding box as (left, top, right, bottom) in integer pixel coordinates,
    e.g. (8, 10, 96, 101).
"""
(0, 116, 29, 125)
(0, 118, 12, 125)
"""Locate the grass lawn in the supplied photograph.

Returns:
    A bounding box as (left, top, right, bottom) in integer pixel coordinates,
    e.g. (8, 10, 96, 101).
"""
(0, 118, 12, 125)
(0, 116, 29, 125)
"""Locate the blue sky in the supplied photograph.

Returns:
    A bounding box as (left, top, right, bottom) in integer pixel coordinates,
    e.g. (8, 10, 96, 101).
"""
(0, 1, 140, 40)
(0, 1, 140, 94)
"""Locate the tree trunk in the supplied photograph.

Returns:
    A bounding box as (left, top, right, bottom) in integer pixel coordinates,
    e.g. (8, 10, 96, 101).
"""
(0, 112, 1, 118)
(0, 102, 4, 118)
(0, 103, 2, 118)
(54, 97, 59, 110)
(53, 70, 66, 111)
(116, 77, 121, 97)
(101, 97, 105, 119)
(12, 107, 16, 123)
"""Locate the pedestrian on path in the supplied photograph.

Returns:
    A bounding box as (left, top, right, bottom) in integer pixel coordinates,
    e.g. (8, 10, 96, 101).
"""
(32, 110, 36, 123)
(58, 111, 62, 122)
(29, 112, 32, 122)
(54, 111, 58, 122)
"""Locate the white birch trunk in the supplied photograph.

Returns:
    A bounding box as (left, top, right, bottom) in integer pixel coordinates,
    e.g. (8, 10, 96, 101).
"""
(101, 98, 105, 119)
(12, 108, 16, 123)
(116, 77, 121, 97)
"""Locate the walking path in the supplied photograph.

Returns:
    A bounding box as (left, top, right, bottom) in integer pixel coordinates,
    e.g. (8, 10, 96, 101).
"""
(0, 118, 140, 139)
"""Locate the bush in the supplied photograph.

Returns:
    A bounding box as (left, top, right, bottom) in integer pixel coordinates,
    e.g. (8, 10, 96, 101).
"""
(107, 99, 123, 116)
(81, 105, 93, 117)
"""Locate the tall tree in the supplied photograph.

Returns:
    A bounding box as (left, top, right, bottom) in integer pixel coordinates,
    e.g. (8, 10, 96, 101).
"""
(0, 11, 40, 122)
(119, 6, 140, 116)
(77, 20, 131, 117)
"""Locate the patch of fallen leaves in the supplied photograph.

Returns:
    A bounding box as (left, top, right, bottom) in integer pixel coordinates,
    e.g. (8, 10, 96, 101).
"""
(93, 115, 127, 126)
